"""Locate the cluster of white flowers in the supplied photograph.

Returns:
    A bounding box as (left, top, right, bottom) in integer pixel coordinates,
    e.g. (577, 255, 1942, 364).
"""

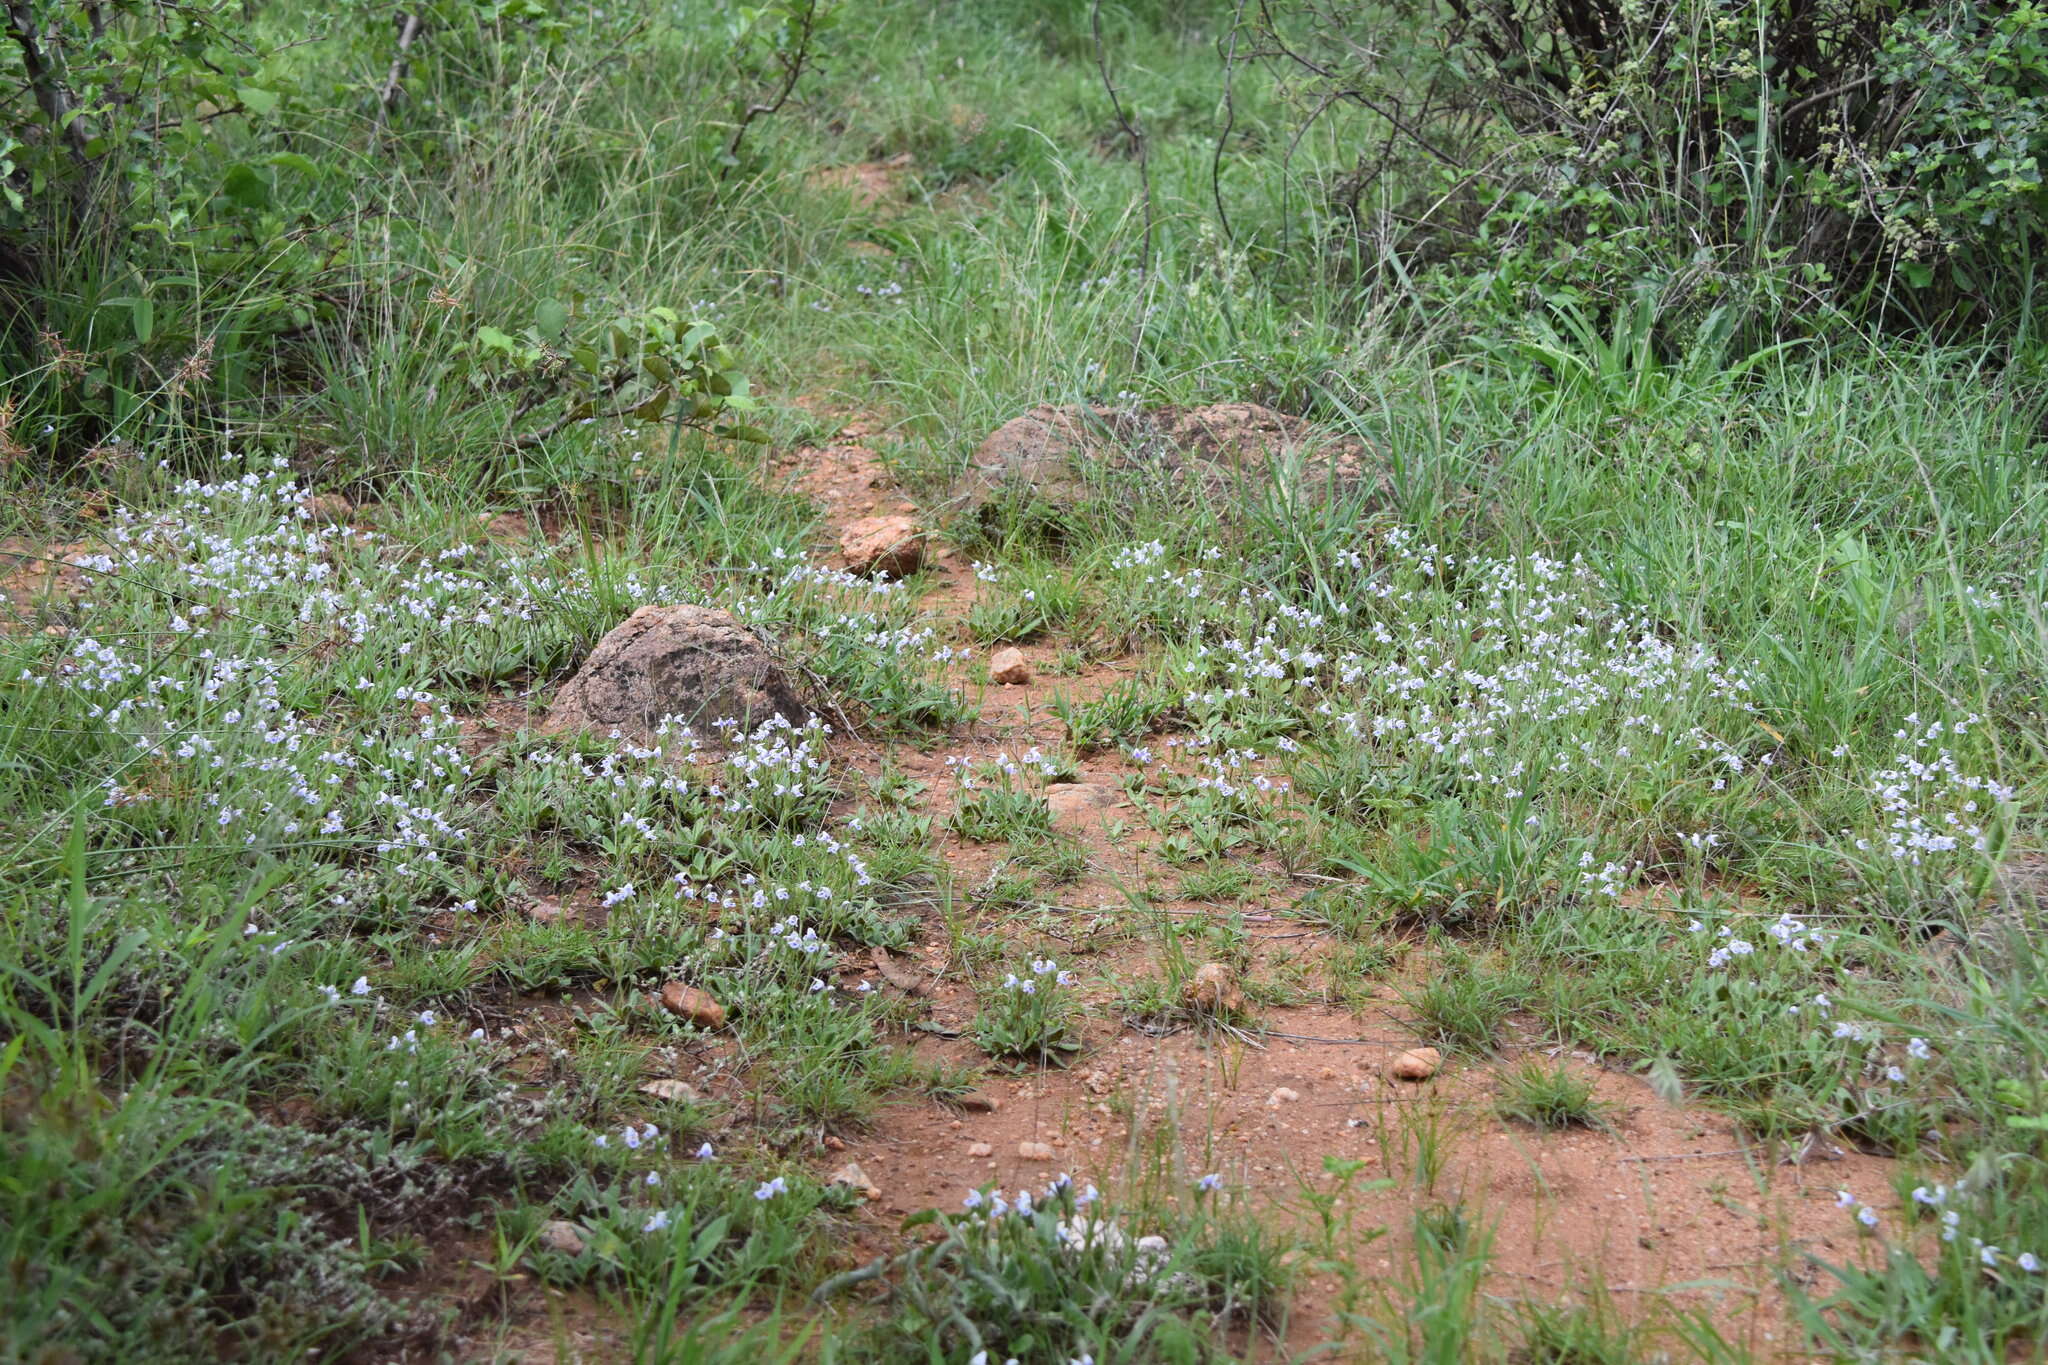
(962, 1171, 1095, 1218)
(1853, 716, 2010, 866)
(721, 714, 834, 816)
(1001, 957, 1075, 993)
(946, 746, 1066, 789)
(1847, 1181, 2043, 1272)
(1688, 911, 1829, 969)
(20, 455, 722, 904)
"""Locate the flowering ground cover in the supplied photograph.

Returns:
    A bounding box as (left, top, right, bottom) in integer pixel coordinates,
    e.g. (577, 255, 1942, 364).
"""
(4, 3, 2048, 1362)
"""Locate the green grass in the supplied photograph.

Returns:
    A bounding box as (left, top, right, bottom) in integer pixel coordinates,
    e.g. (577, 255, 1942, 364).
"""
(4, 0, 2048, 1358)
(1493, 1060, 1611, 1132)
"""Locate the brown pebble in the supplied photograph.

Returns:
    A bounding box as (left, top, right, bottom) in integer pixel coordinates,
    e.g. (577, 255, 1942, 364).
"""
(1389, 1047, 1442, 1081)
(538, 1220, 587, 1256)
(828, 1161, 881, 1202)
(1185, 961, 1246, 1016)
(989, 647, 1032, 685)
(657, 981, 726, 1030)
(637, 1078, 700, 1102)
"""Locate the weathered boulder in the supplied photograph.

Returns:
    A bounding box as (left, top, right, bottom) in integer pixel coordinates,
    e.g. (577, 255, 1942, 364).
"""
(1170, 402, 1377, 485)
(945, 402, 1381, 520)
(545, 605, 805, 745)
(947, 404, 1130, 512)
(839, 513, 927, 578)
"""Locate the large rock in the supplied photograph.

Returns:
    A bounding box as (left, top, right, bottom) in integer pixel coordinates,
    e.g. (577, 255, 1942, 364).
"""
(945, 402, 1381, 520)
(839, 513, 927, 579)
(545, 605, 804, 745)
(947, 404, 1134, 512)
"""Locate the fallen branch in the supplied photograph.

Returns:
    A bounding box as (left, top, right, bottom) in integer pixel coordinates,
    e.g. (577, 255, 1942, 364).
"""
(377, 11, 423, 120)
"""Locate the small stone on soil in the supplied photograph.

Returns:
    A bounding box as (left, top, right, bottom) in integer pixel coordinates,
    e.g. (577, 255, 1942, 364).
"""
(637, 1078, 700, 1102)
(1017, 1141, 1056, 1161)
(828, 1161, 881, 1202)
(1389, 1047, 1442, 1081)
(658, 982, 726, 1030)
(989, 646, 1032, 685)
(1185, 962, 1246, 1016)
(538, 1221, 587, 1256)
(967, 1142, 994, 1157)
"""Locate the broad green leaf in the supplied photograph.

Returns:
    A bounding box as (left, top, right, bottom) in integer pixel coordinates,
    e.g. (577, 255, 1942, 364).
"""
(221, 163, 270, 210)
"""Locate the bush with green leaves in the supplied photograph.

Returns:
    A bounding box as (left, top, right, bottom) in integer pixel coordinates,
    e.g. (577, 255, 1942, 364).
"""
(0, 0, 818, 468)
(1245, 0, 2048, 326)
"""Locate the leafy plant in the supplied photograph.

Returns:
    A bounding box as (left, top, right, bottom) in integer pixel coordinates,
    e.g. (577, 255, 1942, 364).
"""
(1494, 1060, 1611, 1132)
(972, 957, 1083, 1064)
(472, 302, 764, 450)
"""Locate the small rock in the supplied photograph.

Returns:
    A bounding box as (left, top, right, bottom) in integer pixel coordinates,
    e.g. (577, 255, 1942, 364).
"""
(828, 1161, 881, 1202)
(637, 1078, 700, 1103)
(1017, 1141, 1056, 1161)
(989, 647, 1032, 685)
(1389, 1047, 1442, 1082)
(1082, 1069, 1114, 1096)
(967, 1141, 994, 1157)
(956, 1091, 1001, 1113)
(526, 894, 565, 924)
(871, 945, 931, 997)
(1184, 962, 1246, 1017)
(822, 1135, 846, 1152)
(658, 981, 726, 1030)
(538, 1220, 587, 1256)
(1268, 1086, 1301, 1105)
(839, 514, 927, 579)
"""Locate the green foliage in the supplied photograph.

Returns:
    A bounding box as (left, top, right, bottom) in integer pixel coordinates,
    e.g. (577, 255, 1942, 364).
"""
(878, 1175, 1293, 1360)
(948, 775, 1055, 844)
(472, 302, 764, 447)
(1398, 948, 1529, 1055)
(1251, 0, 2048, 325)
(0, 0, 786, 467)
(1493, 1060, 1610, 1132)
(972, 957, 1083, 1064)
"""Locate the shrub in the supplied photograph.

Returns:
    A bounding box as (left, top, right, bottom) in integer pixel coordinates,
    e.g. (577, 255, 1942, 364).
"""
(1247, 0, 2048, 327)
